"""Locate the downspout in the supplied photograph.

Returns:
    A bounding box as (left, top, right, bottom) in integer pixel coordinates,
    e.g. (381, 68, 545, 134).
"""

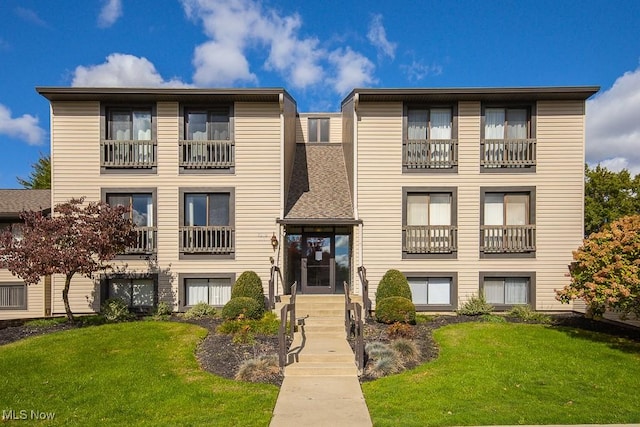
(353, 93, 363, 297)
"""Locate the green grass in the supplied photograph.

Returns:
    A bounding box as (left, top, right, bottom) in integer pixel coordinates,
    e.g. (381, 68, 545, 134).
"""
(0, 322, 278, 426)
(363, 322, 640, 426)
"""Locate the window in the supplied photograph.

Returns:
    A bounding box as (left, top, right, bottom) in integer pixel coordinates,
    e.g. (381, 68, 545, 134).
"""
(185, 109, 230, 140)
(404, 106, 457, 170)
(481, 187, 535, 256)
(102, 106, 156, 170)
(108, 108, 152, 141)
(406, 274, 457, 311)
(403, 187, 457, 258)
(180, 188, 235, 257)
(105, 191, 156, 254)
(0, 223, 23, 241)
(185, 278, 232, 306)
(308, 118, 329, 143)
(480, 272, 535, 309)
(0, 284, 26, 310)
(105, 277, 156, 310)
(482, 106, 536, 170)
(180, 107, 234, 171)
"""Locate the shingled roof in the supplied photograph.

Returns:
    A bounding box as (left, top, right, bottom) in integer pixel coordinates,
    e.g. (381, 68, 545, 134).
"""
(284, 144, 354, 222)
(0, 189, 51, 219)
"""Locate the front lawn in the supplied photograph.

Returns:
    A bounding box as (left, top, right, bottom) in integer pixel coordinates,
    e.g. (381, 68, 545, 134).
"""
(363, 322, 640, 426)
(0, 322, 278, 426)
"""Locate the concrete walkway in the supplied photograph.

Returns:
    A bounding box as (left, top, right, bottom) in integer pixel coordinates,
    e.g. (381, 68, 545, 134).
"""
(270, 296, 372, 427)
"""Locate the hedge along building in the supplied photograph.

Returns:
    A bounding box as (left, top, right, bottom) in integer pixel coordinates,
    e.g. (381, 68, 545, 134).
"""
(0, 85, 598, 320)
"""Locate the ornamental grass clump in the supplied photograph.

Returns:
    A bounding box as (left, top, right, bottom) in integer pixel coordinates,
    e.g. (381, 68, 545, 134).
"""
(507, 305, 551, 324)
(235, 355, 280, 383)
(365, 341, 404, 379)
(456, 293, 494, 316)
(389, 338, 421, 364)
(183, 302, 217, 320)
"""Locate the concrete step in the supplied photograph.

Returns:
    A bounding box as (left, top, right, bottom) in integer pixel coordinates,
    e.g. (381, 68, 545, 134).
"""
(285, 362, 359, 377)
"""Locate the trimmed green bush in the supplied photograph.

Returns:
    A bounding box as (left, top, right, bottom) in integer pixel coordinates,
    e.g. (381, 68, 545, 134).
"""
(101, 298, 134, 322)
(231, 271, 265, 308)
(375, 296, 416, 324)
(222, 297, 264, 320)
(376, 269, 412, 304)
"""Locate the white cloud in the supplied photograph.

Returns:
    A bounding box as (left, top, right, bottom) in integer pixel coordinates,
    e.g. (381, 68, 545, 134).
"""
(14, 7, 49, 28)
(0, 104, 45, 145)
(586, 66, 640, 175)
(71, 53, 189, 87)
(400, 59, 443, 82)
(97, 0, 123, 28)
(181, 0, 371, 92)
(328, 48, 377, 94)
(367, 14, 396, 60)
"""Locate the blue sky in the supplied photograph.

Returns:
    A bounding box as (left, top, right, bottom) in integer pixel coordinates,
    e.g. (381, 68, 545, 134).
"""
(1, 0, 640, 188)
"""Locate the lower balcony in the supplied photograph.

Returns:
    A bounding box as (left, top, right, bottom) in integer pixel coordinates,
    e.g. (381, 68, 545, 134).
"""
(404, 225, 458, 254)
(480, 225, 536, 253)
(180, 226, 234, 254)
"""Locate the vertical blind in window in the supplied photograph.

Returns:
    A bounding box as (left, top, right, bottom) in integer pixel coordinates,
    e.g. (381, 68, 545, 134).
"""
(186, 278, 231, 306)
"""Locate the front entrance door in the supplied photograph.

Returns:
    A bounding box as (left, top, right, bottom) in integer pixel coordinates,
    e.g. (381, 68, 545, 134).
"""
(302, 235, 333, 293)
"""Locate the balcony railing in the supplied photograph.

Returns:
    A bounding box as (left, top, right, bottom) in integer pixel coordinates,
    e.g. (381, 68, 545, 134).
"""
(481, 139, 536, 168)
(179, 140, 235, 169)
(180, 226, 234, 254)
(480, 225, 536, 253)
(125, 227, 157, 254)
(403, 139, 458, 169)
(404, 225, 458, 254)
(101, 140, 156, 168)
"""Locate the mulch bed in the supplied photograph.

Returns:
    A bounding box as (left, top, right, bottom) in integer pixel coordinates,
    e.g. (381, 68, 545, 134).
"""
(1, 312, 639, 387)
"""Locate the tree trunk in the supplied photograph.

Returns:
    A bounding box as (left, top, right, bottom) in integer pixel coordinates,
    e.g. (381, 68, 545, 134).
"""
(62, 273, 75, 322)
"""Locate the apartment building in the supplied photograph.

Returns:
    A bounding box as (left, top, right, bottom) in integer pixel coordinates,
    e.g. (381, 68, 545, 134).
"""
(0, 85, 598, 320)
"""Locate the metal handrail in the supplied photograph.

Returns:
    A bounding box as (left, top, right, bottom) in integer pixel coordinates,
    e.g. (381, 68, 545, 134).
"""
(278, 282, 297, 370)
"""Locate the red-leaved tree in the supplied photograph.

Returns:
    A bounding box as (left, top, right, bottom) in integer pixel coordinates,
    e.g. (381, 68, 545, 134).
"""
(0, 198, 136, 321)
(556, 215, 640, 319)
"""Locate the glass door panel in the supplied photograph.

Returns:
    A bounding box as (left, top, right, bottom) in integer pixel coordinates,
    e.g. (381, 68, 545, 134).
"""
(302, 235, 333, 293)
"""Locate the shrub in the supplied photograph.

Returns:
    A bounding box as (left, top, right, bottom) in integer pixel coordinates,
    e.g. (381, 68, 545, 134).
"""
(480, 314, 507, 323)
(456, 294, 494, 316)
(235, 355, 280, 383)
(231, 271, 265, 309)
(375, 296, 416, 324)
(365, 341, 404, 378)
(222, 297, 264, 320)
(217, 312, 279, 336)
(376, 269, 412, 304)
(507, 305, 551, 324)
(183, 302, 217, 320)
(101, 299, 134, 322)
(155, 301, 173, 316)
(390, 338, 421, 364)
(387, 322, 415, 340)
(24, 317, 68, 328)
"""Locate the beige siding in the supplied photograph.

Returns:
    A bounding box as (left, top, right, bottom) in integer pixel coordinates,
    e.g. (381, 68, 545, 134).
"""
(341, 98, 355, 198)
(296, 113, 342, 143)
(356, 100, 586, 311)
(0, 271, 46, 320)
(49, 100, 283, 314)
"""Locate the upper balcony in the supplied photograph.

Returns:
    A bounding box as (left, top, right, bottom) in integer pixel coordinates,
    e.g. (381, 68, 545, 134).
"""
(101, 140, 157, 169)
(403, 139, 458, 170)
(179, 140, 235, 169)
(480, 139, 536, 170)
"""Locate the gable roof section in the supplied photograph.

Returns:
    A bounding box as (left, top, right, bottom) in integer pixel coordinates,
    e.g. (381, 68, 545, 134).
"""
(282, 144, 355, 224)
(0, 189, 51, 219)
